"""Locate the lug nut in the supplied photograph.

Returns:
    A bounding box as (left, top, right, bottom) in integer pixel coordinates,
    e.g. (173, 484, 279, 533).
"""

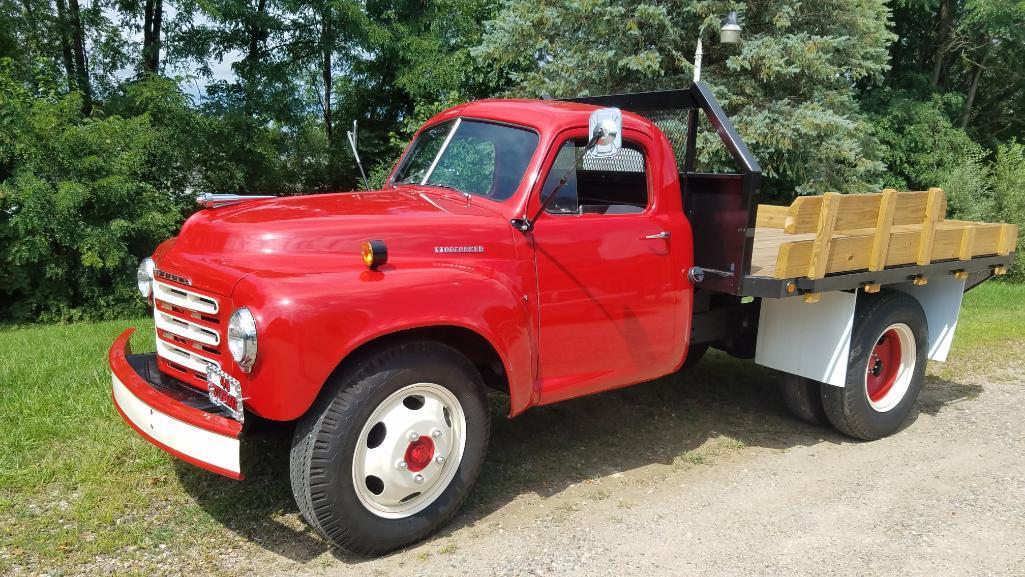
(431, 428, 442, 439)
(435, 455, 446, 465)
(407, 431, 420, 441)
(413, 474, 424, 484)
(396, 460, 407, 470)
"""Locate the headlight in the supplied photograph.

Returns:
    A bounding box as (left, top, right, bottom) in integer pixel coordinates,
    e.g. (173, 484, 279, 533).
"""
(228, 307, 258, 372)
(137, 257, 155, 299)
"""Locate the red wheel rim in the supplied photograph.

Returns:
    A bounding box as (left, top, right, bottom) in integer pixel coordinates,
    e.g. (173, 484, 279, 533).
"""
(866, 328, 902, 402)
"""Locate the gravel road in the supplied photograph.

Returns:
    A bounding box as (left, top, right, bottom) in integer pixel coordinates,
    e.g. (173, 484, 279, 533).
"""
(229, 358, 1025, 577)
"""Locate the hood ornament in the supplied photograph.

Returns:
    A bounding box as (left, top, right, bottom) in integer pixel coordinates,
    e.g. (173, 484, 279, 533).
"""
(196, 193, 276, 209)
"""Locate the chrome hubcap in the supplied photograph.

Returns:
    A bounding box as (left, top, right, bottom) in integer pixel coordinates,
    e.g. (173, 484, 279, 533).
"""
(352, 383, 466, 518)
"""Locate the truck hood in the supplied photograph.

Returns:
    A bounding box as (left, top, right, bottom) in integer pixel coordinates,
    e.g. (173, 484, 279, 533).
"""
(154, 188, 515, 296)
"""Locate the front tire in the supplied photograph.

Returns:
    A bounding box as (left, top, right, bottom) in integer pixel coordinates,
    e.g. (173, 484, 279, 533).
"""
(289, 341, 490, 555)
(821, 291, 929, 440)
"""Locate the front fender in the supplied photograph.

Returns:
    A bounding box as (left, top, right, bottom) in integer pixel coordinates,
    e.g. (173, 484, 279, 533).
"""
(231, 265, 533, 421)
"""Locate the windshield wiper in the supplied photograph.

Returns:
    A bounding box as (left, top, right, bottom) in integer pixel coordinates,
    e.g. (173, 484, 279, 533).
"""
(422, 182, 469, 196)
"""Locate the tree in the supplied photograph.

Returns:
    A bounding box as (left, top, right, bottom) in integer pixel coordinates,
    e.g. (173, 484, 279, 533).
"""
(142, 0, 164, 73)
(476, 0, 896, 199)
(887, 0, 1025, 147)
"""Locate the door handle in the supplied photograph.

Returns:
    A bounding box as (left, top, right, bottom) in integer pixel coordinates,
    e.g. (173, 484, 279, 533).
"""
(643, 231, 671, 240)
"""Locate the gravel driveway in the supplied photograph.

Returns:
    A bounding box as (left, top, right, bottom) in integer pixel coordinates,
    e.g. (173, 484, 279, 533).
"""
(221, 356, 1025, 577)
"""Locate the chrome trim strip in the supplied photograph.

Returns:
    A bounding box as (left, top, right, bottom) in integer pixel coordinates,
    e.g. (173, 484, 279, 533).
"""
(196, 193, 276, 209)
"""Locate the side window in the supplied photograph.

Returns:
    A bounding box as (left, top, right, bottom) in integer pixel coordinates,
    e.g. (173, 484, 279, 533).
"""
(541, 139, 648, 215)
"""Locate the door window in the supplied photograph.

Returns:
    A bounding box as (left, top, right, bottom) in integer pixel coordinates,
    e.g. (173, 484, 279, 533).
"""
(541, 140, 649, 215)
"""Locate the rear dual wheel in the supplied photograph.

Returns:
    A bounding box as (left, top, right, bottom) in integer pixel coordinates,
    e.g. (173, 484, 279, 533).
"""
(780, 291, 929, 440)
(289, 341, 489, 556)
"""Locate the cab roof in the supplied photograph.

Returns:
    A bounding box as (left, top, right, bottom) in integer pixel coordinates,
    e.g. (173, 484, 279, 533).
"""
(424, 98, 657, 136)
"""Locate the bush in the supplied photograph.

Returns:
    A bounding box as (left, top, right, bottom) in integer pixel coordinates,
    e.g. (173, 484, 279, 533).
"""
(869, 92, 994, 221)
(0, 71, 184, 322)
(992, 141, 1025, 281)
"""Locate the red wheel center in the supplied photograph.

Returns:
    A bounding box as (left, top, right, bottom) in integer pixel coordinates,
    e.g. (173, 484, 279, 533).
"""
(404, 437, 435, 473)
(867, 329, 902, 402)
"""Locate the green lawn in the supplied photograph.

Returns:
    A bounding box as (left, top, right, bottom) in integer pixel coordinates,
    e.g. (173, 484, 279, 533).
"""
(1, 282, 1023, 574)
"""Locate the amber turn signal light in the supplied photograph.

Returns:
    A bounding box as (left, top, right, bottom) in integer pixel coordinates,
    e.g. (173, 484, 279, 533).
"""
(361, 240, 388, 269)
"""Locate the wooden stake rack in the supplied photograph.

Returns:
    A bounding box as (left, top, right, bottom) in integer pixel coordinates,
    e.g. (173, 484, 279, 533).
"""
(751, 188, 1018, 299)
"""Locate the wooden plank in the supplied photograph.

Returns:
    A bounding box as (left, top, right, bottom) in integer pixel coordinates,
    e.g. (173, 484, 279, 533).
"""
(863, 283, 881, 293)
(998, 223, 1019, 255)
(869, 188, 896, 271)
(772, 226, 966, 279)
(785, 194, 882, 233)
(969, 224, 1005, 256)
(784, 196, 823, 234)
(892, 191, 933, 226)
(958, 225, 976, 261)
(774, 234, 873, 278)
(834, 194, 884, 231)
(785, 190, 936, 234)
(808, 192, 840, 279)
(773, 240, 798, 279)
(931, 226, 965, 261)
(916, 187, 943, 265)
(756, 205, 789, 228)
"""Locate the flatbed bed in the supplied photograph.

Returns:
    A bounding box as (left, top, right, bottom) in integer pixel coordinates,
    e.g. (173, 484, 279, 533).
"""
(745, 188, 1018, 300)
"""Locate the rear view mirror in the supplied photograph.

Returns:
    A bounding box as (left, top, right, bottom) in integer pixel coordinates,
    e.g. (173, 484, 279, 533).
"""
(588, 107, 622, 158)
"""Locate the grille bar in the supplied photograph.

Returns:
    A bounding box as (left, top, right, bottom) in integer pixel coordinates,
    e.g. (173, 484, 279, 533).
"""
(156, 310, 220, 346)
(157, 338, 221, 374)
(154, 281, 218, 315)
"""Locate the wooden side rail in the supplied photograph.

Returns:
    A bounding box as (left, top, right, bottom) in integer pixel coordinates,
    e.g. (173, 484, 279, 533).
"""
(753, 188, 1019, 283)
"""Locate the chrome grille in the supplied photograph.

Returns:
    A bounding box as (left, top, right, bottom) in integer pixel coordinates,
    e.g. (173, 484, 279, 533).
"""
(153, 280, 224, 389)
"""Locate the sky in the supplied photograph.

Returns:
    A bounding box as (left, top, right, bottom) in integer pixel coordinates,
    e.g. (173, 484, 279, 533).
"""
(104, 4, 240, 99)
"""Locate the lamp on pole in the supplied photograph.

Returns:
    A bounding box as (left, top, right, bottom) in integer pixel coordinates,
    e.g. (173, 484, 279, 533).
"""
(693, 11, 742, 82)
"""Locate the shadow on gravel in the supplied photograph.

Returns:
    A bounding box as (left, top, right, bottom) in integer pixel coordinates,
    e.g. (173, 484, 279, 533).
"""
(176, 351, 981, 565)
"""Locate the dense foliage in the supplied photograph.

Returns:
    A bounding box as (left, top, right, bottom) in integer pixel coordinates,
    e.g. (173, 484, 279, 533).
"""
(1, 0, 1023, 320)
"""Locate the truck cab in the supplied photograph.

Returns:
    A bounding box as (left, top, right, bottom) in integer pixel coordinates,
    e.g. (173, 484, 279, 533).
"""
(109, 82, 1017, 556)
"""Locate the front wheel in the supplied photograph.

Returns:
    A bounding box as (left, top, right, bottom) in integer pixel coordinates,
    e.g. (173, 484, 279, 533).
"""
(821, 291, 929, 440)
(289, 341, 490, 555)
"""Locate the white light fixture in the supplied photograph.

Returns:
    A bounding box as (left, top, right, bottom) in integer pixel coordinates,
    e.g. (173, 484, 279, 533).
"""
(720, 11, 741, 44)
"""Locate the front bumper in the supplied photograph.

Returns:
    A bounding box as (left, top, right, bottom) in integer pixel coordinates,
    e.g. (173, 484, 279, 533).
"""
(109, 328, 244, 479)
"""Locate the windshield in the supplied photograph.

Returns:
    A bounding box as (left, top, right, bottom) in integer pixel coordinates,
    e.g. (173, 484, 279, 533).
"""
(392, 119, 539, 201)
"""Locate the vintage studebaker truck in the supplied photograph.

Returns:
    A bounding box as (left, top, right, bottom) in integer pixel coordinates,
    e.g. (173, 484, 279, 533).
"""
(110, 81, 1017, 555)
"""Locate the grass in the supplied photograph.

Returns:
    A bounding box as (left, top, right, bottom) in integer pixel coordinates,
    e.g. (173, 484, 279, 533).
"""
(1, 281, 1023, 574)
(671, 435, 747, 469)
(933, 281, 1025, 378)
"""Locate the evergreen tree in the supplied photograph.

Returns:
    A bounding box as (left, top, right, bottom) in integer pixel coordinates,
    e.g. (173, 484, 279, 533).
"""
(476, 0, 897, 199)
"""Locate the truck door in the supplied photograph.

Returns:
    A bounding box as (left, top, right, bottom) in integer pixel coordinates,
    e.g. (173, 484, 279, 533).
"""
(531, 132, 679, 404)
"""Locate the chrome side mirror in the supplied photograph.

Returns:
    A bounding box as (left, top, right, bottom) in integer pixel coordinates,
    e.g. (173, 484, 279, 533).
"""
(588, 107, 622, 158)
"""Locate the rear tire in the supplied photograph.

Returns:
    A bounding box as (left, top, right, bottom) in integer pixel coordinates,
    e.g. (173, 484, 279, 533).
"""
(821, 291, 928, 440)
(779, 374, 828, 426)
(682, 344, 709, 369)
(289, 341, 489, 556)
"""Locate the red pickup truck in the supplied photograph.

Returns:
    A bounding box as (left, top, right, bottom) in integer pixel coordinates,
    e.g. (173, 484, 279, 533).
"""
(110, 82, 1017, 555)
